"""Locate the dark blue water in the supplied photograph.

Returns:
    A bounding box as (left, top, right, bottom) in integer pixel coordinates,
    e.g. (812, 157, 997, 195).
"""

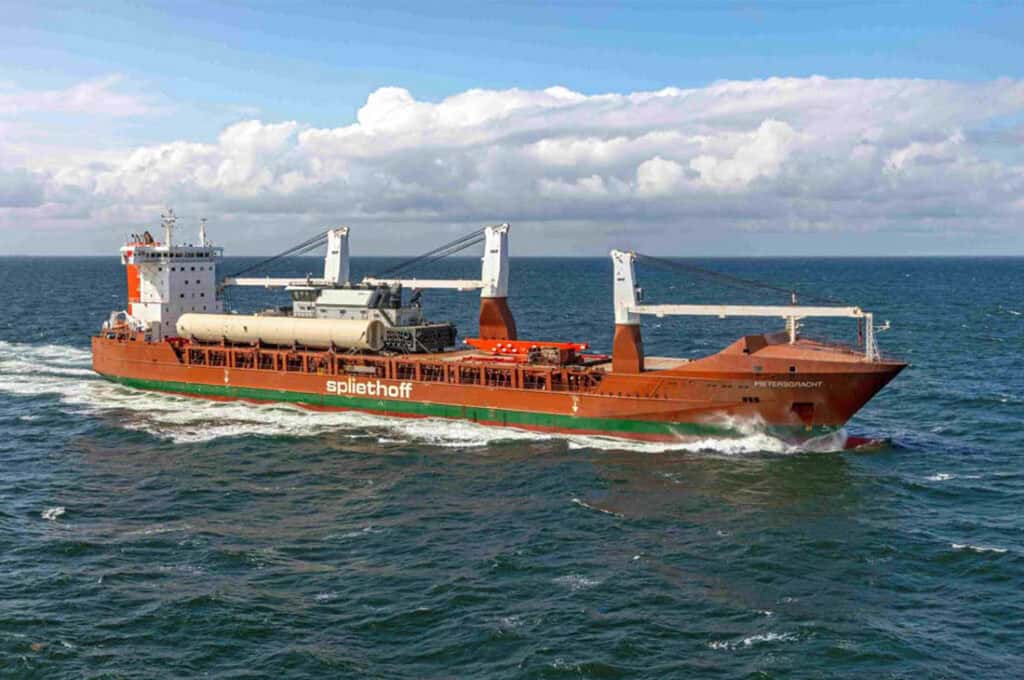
(1, 256, 1022, 678)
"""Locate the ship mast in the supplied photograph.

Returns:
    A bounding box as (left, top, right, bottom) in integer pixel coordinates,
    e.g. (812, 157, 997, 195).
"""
(161, 208, 176, 247)
(198, 217, 208, 247)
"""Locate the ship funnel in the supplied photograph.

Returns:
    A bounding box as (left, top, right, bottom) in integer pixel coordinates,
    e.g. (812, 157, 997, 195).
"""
(478, 223, 516, 340)
(324, 227, 350, 285)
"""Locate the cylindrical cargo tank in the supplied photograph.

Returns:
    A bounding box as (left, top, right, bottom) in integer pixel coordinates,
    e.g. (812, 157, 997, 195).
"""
(176, 314, 385, 351)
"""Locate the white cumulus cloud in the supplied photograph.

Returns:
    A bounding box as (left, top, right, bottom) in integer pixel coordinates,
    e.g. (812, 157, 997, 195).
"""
(2, 76, 1024, 253)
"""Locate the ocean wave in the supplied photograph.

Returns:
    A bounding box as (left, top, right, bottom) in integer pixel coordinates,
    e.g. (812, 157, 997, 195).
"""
(708, 631, 797, 650)
(926, 473, 982, 482)
(121, 523, 194, 537)
(41, 506, 65, 521)
(951, 543, 1008, 554)
(553, 574, 603, 592)
(571, 497, 624, 517)
(330, 526, 388, 541)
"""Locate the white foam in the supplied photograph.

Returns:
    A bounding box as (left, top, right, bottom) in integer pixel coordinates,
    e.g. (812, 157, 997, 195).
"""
(951, 543, 1008, 554)
(741, 632, 796, 646)
(565, 431, 843, 455)
(497, 615, 524, 630)
(926, 473, 982, 482)
(41, 507, 65, 521)
(553, 574, 603, 592)
(332, 526, 387, 540)
(566, 415, 848, 455)
(708, 631, 796, 650)
(122, 523, 193, 537)
(571, 497, 624, 517)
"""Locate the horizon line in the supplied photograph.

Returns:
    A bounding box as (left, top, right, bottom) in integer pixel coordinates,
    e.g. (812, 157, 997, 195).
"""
(3, 253, 1023, 259)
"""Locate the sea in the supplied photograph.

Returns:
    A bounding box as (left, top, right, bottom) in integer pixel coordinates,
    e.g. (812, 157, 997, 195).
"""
(0, 255, 1021, 678)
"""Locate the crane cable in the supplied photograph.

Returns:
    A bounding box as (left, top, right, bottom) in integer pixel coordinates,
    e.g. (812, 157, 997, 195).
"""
(374, 228, 485, 278)
(226, 231, 328, 279)
(634, 253, 847, 306)
(223, 225, 485, 289)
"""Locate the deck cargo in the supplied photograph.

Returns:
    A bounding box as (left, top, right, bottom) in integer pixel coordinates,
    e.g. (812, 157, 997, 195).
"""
(176, 314, 385, 351)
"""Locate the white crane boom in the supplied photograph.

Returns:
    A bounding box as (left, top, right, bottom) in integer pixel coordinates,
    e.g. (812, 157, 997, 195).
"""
(360, 278, 484, 291)
(610, 249, 880, 360)
(632, 304, 865, 318)
(222, 276, 322, 288)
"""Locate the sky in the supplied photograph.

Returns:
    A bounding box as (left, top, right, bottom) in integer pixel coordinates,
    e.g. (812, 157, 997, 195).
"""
(1, 0, 1023, 256)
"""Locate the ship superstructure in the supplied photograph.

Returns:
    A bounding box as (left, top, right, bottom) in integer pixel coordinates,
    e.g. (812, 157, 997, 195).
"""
(93, 214, 905, 444)
(109, 209, 223, 340)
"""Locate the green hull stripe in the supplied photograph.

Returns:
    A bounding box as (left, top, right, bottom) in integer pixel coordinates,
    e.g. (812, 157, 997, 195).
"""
(102, 374, 833, 439)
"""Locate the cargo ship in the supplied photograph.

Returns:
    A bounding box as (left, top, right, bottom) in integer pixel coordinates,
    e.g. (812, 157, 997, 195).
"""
(92, 211, 905, 444)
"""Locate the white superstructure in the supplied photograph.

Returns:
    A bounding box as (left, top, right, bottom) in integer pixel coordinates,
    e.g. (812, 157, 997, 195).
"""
(114, 209, 223, 340)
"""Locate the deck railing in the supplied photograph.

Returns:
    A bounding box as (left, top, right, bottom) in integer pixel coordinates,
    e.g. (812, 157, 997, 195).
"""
(171, 341, 604, 393)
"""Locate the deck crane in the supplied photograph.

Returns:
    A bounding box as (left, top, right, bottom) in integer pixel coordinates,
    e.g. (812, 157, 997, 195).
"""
(222, 227, 351, 288)
(362, 223, 516, 340)
(221, 223, 516, 342)
(610, 249, 882, 373)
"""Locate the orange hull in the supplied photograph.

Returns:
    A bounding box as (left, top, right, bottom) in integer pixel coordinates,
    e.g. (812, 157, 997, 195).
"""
(91, 332, 905, 442)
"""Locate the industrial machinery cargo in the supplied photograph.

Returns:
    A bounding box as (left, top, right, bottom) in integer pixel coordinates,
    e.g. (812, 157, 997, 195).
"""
(176, 314, 385, 351)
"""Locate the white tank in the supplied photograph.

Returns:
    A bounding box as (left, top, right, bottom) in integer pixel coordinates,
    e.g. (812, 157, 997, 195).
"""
(176, 313, 385, 351)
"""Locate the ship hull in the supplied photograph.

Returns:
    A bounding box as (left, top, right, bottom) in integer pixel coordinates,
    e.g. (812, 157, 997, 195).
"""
(92, 335, 905, 444)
